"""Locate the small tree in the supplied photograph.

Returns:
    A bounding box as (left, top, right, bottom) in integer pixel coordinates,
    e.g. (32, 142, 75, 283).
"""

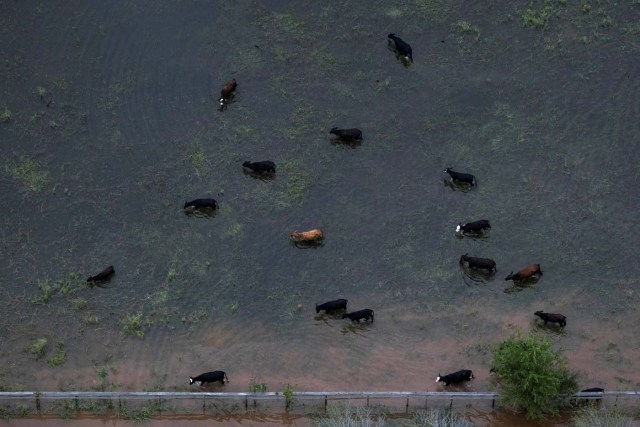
(491, 331, 578, 420)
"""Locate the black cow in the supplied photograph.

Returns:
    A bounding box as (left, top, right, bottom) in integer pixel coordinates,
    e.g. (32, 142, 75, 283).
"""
(329, 127, 363, 142)
(459, 254, 496, 272)
(87, 265, 115, 283)
(456, 220, 491, 235)
(343, 309, 374, 323)
(184, 198, 218, 210)
(436, 369, 474, 386)
(444, 168, 476, 186)
(189, 371, 228, 386)
(242, 161, 276, 174)
(387, 33, 413, 62)
(316, 299, 348, 314)
(534, 311, 566, 327)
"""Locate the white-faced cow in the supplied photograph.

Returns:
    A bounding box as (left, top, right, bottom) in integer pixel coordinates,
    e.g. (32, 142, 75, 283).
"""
(387, 33, 413, 62)
(456, 219, 491, 235)
(219, 79, 237, 106)
(436, 369, 474, 386)
(343, 309, 374, 323)
(184, 198, 218, 210)
(189, 371, 228, 386)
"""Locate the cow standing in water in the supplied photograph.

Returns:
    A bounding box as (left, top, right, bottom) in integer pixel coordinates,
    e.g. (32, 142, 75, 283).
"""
(505, 264, 542, 281)
(219, 78, 237, 106)
(343, 309, 374, 323)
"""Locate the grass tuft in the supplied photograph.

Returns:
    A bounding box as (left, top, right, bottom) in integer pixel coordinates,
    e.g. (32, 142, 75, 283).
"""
(5, 158, 50, 193)
(47, 343, 67, 367)
(27, 338, 48, 360)
(122, 313, 145, 338)
(0, 107, 12, 123)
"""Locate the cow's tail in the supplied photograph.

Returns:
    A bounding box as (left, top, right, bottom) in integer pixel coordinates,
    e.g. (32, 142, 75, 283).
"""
(371, 310, 375, 322)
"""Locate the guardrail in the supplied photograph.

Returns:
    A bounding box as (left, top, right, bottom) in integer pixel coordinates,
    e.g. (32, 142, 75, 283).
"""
(0, 389, 625, 415)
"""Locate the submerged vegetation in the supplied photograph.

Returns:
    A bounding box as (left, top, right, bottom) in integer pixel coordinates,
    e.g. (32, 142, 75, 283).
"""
(27, 338, 48, 360)
(4, 157, 49, 193)
(572, 405, 637, 427)
(122, 313, 145, 338)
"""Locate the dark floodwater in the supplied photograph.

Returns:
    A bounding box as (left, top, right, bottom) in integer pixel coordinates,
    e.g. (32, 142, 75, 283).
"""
(1, 0, 640, 424)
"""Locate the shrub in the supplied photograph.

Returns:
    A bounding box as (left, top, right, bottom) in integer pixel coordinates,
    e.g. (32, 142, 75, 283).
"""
(491, 331, 578, 419)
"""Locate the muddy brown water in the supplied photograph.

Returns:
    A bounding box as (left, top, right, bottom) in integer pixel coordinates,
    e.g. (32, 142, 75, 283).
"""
(2, 1, 640, 426)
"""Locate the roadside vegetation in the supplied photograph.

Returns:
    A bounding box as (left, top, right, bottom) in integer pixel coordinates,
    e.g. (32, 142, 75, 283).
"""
(491, 331, 578, 419)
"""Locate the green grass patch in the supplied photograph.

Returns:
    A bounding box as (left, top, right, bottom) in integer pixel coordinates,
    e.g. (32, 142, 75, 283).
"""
(5, 157, 50, 192)
(122, 313, 145, 338)
(314, 404, 386, 426)
(572, 405, 636, 427)
(27, 338, 48, 360)
(456, 20, 481, 40)
(249, 377, 267, 392)
(47, 343, 67, 367)
(84, 313, 99, 325)
(29, 273, 83, 304)
(186, 145, 211, 178)
(0, 107, 12, 123)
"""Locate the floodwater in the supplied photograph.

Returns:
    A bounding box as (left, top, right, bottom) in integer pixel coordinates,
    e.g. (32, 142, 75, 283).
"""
(1, 0, 640, 425)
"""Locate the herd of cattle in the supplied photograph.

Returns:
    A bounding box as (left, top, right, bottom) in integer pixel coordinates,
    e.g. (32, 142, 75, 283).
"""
(83, 33, 577, 391)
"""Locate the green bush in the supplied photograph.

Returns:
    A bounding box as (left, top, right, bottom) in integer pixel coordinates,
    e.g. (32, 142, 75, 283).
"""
(491, 331, 578, 420)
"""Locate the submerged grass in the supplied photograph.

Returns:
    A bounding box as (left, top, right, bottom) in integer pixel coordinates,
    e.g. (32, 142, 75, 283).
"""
(47, 343, 67, 367)
(27, 338, 48, 360)
(4, 158, 50, 193)
(122, 313, 145, 338)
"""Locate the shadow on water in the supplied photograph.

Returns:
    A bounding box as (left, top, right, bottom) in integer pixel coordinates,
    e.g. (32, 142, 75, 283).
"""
(443, 179, 475, 193)
(242, 169, 277, 181)
(503, 276, 542, 294)
(182, 208, 218, 219)
(459, 266, 496, 286)
(329, 137, 363, 149)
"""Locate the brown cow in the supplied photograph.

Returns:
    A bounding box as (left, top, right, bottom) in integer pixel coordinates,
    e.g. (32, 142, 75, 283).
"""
(505, 264, 542, 281)
(219, 78, 237, 105)
(290, 228, 324, 243)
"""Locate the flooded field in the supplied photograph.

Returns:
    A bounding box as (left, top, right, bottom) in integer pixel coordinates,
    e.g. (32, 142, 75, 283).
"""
(1, 0, 640, 424)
